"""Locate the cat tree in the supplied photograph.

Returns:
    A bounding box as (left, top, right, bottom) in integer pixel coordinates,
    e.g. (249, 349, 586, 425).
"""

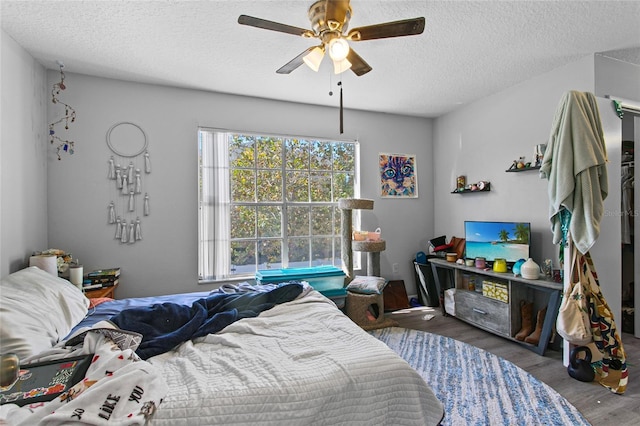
(338, 198, 395, 330)
(338, 198, 386, 281)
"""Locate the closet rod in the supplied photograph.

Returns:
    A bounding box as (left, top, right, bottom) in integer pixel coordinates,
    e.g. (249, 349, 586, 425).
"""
(605, 95, 640, 114)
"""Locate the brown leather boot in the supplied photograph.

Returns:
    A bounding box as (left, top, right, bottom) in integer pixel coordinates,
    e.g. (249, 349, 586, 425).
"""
(514, 300, 534, 341)
(525, 307, 547, 345)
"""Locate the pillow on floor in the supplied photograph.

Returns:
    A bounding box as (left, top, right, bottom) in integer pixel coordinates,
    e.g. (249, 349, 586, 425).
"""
(0, 266, 89, 360)
(346, 276, 388, 294)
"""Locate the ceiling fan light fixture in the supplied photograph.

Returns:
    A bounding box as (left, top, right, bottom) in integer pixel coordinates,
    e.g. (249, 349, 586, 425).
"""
(333, 57, 352, 74)
(303, 46, 325, 72)
(327, 37, 350, 61)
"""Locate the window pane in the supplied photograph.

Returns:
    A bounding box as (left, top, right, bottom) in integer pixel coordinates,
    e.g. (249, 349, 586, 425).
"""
(231, 206, 256, 239)
(286, 171, 309, 202)
(257, 206, 282, 238)
(333, 172, 354, 200)
(311, 237, 333, 264)
(258, 240, 282, 269)
(311, 206, 332, 236)
(333, 143, 355, 171)
(287, 206, 310, 236)
(310, 140, 332, 170)
(231, 241, 256, 274)
(333, 236, 342, 265)
(231, 169, 255, 202)
(230, 135, 255, 168)
(285, 139, 309, 170)
(332, 205, 341, 235)
(310, 171, 331, 202)
(288, 238, 310, 266)
(256, 136, 282, 169)
(257, 170, 282, 201)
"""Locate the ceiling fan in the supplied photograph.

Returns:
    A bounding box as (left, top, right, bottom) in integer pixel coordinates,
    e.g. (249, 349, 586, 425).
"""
(238, 0, 425, 76)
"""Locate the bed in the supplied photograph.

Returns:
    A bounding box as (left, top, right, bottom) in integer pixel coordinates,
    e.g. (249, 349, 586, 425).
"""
(0, 267, 444, 425)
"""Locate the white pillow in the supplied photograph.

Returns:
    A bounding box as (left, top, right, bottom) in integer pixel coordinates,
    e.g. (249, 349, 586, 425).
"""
(0, 266, 89, 360)
(346, 275, 388, 295)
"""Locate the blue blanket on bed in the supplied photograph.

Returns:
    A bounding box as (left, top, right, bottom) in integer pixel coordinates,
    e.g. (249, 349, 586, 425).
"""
(110, 283, 303, 359)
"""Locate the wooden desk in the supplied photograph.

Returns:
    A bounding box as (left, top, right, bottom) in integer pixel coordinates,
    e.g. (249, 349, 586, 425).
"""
(84, 283, 118, 299)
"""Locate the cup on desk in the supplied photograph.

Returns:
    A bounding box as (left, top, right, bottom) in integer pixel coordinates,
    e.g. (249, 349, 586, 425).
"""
(69, 264, 83, 289)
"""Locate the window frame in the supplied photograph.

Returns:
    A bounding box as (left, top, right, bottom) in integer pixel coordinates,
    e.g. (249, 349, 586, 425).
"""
(198, 127, 360, 283)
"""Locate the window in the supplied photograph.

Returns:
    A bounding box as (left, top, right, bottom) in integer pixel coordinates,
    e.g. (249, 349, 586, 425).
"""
(198, 128, 360, 281)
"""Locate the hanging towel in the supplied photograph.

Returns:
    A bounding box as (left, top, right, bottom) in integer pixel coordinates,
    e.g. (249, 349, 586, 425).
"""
(540, 91, 608, 254)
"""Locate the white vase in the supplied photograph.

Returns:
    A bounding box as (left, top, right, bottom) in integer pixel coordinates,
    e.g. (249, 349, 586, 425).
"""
(521, 258, 540, 279)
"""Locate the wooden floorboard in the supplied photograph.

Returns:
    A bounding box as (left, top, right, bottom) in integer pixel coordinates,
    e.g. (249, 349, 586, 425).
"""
(387, 306, 640, 426)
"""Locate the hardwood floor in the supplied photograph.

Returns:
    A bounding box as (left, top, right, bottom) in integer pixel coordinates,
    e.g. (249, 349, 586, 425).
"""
(388, 306, 640, 426)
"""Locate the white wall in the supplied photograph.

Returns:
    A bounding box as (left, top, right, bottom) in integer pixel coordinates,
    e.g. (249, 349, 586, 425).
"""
(433, 55, 596, 267)
(595, 54, 640, 102)
(0, 29, 48, 278)
(44, 72, 434, 298)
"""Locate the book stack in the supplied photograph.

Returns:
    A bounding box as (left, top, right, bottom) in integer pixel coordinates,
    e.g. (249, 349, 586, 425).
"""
(83, 267, 120, 290)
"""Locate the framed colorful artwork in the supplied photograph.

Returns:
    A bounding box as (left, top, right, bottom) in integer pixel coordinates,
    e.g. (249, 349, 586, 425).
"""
(379, 153, 418, 198)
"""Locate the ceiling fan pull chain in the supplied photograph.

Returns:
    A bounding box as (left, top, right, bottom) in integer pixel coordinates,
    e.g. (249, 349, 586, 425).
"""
(339, 80, 344, 134)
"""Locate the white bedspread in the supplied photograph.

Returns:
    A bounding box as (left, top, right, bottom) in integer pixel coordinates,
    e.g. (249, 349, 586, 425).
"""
(1, 291, 443, 425)
(150, 291, 443, 425)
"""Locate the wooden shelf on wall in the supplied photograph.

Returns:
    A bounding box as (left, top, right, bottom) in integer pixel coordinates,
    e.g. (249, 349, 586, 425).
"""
(505, 165, 541, 173)
(451, 182, 491, 194)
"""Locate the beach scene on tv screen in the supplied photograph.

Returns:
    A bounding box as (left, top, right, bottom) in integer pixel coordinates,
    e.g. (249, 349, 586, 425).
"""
(465, 221, 530, 262)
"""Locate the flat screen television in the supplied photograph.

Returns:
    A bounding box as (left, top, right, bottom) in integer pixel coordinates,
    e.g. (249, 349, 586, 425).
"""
(464, 221, 530, 264)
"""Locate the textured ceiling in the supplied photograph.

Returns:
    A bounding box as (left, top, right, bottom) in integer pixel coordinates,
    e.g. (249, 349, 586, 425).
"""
(2, 0, 639, 118)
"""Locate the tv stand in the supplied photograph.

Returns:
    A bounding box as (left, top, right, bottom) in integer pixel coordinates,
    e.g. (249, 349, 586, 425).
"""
(429, 258, 562, 355)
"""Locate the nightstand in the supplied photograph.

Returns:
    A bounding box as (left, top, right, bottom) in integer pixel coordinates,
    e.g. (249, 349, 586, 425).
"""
(84, 283, 118, 299)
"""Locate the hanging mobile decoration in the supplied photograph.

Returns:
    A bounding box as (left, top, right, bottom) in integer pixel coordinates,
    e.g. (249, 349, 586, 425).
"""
(121, 174, 129, 194)
(134, 170, 142, 194)
(128, 190, 135, 212)
(128, 221, 135, 244)
(144, 193, 150, 216)
(127, 162, 134, 183)
(144, 151, 151, 174)
(121, 221, 128, 243)
(115, 217, 122, 239)
(135, 217, 143, 241)
(108, 202, 116, 224)
(115, 166, 122, 188)
(49, 61, 77, 160)
(108, 157, 115, 179)
(105, 122, 150, 244)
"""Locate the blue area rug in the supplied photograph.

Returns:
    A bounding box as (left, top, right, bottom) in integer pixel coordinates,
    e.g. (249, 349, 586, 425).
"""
(370, 327, 591, 426)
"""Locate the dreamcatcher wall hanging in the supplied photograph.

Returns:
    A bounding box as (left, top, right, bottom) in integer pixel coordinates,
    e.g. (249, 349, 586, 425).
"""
(105, 122, 151, 244)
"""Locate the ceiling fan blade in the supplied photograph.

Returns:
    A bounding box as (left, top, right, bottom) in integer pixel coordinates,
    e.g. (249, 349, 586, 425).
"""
(238, 15, 312, 37)
(346, 48, 372, 76)
(276, 46, 317, 74)
(347, 17, 425, 41)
